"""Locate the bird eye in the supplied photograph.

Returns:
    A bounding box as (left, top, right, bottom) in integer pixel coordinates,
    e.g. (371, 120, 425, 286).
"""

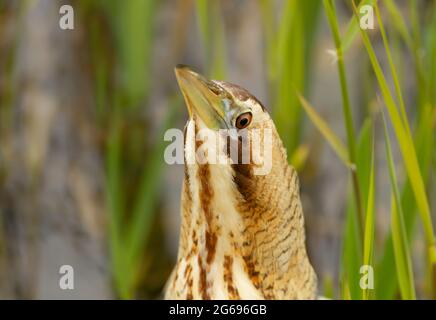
(235, 112, 252, 129)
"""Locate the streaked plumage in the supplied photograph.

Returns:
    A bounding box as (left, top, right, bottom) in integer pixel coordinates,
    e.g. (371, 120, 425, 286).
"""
(165, 65, 317, 300)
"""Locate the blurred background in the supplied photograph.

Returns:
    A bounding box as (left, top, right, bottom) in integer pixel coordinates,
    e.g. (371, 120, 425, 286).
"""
(0, 0, 434, 299)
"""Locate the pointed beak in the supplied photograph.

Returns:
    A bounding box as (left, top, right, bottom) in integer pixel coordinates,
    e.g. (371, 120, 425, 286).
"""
(175, 65, 226, 130)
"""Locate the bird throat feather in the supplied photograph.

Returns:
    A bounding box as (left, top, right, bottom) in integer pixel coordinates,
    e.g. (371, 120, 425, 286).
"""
(165, 114, 317, 300)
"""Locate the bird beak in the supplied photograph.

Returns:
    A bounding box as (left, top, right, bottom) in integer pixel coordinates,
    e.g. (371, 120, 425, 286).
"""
(175, 65, 226, 130)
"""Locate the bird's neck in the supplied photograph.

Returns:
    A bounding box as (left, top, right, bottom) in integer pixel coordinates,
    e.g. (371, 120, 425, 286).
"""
(173, 122, 316, 299)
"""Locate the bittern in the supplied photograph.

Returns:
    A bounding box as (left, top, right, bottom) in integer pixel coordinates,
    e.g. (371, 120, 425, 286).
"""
(165, 65, 317, 300)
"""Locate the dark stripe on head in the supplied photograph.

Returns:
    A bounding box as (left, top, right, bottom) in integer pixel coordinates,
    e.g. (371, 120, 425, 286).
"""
(214, 81, 266, 111)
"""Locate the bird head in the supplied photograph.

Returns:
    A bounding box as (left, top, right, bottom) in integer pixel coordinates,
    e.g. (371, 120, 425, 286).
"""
(174, 64, 274, 174)
(175, 64, 268, 131)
